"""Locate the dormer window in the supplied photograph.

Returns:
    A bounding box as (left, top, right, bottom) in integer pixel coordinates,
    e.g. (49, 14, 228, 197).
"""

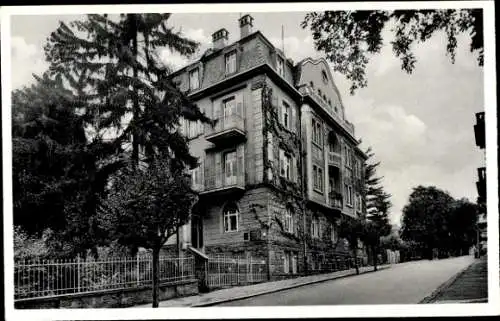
(277, 56, 284, 77)
(309, 81, 314, 88)
(189, 68, 200, 91)
(318, 89, 322, 97)
(322, 70, 328, 84)
(225, 50, 237, 75)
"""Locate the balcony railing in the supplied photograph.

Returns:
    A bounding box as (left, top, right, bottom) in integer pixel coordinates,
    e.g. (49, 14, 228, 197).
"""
(205, 114, 246, 144)
(203, 172, 245, 194)
(328, 191, 343, 209)
(328, 152, 341, 167)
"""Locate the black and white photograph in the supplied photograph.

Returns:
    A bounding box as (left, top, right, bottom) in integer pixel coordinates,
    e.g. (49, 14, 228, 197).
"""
(1, 1, 498, 320)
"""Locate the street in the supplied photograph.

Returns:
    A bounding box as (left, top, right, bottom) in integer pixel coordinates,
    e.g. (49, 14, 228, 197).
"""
(216, 255, 476, 306)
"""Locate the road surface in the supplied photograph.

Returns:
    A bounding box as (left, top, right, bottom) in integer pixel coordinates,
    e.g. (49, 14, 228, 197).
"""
(216, 255, 476, 305)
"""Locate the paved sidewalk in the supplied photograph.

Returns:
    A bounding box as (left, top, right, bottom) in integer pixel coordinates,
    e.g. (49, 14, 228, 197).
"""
(134, 264, 391, 307)
(421, 257, 487, 304)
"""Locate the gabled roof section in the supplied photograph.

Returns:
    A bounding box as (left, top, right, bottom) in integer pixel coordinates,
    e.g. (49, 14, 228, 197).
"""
(295, 57, 347, 117)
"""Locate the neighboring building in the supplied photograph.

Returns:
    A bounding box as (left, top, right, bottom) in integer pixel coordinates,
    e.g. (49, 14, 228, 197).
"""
(163, 15, 367, 278)
(474, 112, 487, 254)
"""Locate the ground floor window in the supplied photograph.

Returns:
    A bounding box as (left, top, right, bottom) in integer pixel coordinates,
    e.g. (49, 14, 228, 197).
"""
(283, 250, 298, 274)
(223, 202, 239, 232)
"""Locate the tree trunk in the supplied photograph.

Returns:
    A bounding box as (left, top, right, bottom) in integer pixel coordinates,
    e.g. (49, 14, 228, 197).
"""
(152, 246, 160, 308)
(372, 246, 378, 271)
(352, 248, 359, 275)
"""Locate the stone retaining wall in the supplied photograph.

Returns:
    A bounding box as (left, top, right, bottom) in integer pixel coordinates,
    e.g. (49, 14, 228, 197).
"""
(15, 279, 198, 309)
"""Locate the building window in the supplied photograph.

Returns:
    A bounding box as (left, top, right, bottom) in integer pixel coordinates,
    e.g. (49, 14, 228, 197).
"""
(282, 101, 290, 129)
(356, 193, 362, 212)
(345, 184, 353, 206)
(312, 118, 323, 146)
(223, 202, 239, 232)
(322, 70, 328, 84)
(277, 56, 284, 77)
(318, 89, 322, 97)
(191, 165, 202, 188)
(309, 81, 314, 89)
(223, 96, 235, 119)
(311, 216, 320, 238)
(284, 208, 294, 234)
(313, 165, 323, 192)
(283, 251, 297, 274)
(224, 150, 237, 186)
(189, 68, 199, 90)
(331, 223, 337, 243)
(225, 50, 237, 75)
(279, 149, 292, 180)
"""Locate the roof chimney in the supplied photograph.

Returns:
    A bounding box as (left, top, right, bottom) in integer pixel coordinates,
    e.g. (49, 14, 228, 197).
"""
(239, 14, 254, 39)
(212, 28, 229, 50)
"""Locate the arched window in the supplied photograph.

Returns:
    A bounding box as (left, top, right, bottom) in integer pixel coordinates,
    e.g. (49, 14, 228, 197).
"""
(322, 70, 328, 84)
(223, 202, 239, 232)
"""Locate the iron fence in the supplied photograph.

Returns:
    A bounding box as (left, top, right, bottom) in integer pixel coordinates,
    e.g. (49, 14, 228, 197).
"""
(207, 255, 267, 288)
(14, 255, 195, 300)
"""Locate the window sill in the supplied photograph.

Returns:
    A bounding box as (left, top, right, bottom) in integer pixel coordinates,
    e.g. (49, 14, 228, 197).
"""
(312, 141, 323, 149)
(313, 188, 324, 194)
(224, 230, 239, 234)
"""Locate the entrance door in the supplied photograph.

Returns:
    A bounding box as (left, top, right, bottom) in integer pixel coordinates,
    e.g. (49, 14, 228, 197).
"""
(191, 215, 204, 249)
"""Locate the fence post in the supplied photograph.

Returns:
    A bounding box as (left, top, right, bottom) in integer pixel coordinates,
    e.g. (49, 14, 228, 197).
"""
(236, 257, 240, 285)
(136, 255, 140, 286)
(181, 257, 184, 279)
(77, 256, 81, 293)
(249, 256, 253, 283)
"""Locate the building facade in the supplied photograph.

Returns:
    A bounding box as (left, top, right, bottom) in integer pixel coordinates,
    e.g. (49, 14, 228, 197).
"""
(163, 15, 367, 278)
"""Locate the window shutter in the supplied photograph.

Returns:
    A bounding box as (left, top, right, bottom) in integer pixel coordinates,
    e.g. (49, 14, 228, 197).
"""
(214, 101, 222, 120)
(205, 153, 214, 189)
(215, 152, 222, 187)
(236, 93, 243, 117)
(237, 144, 244, 183)
(291, 105, 297, 133)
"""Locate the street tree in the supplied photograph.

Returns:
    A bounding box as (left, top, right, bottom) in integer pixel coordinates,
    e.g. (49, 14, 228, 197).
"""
(99, 156, 197, 308)
(362, 147, 392, 270)
(338, 217, 364, 275)
(44, 14, 213, 169)
(12, 73, 123, 258)
(43, 14, 213, 307)
(448, 198, 478, 256)
(400, 186, 455, 259)
(301, 9, 483, 94)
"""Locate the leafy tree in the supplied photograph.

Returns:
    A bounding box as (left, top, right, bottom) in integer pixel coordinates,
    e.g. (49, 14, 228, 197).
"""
(338, 217, 364, 275)
(448, 198, 478, 256)
(12, 73, 122, 258)
(361, 147, 392, 270)
(43, 14, 214, 307)
(400, 186, 455, 259)
(301, 9, 483, 94)
(44, 14, 213, 169)
(99, 156, 196, 308)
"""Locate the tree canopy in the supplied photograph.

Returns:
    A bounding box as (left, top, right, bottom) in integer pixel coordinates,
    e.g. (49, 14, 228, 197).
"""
(401, 186, 477, 259)
(301, 9, 483, 94)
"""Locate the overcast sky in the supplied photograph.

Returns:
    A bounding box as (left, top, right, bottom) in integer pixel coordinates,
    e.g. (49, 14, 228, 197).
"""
(10, 11, 485, 226)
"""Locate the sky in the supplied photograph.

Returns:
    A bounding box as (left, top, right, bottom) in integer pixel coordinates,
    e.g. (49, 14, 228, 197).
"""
(9, 11, 485, 227)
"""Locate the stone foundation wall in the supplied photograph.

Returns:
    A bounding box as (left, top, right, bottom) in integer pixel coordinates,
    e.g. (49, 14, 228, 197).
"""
(15, 280, 198, 309)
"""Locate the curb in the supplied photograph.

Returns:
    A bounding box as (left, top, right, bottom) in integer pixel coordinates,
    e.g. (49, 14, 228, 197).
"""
(431, 298, 488, 304)
(418, 259, 477, 304)
(192, 265, 392, 307)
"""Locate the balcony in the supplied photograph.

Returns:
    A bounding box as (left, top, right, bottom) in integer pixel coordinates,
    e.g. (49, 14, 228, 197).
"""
(474, 112, 485, 149)
(205, 114, 246, 145)
(328, 191, 343, 210)
(201, 172, 245, 196)
(328, 151, 341, 168)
